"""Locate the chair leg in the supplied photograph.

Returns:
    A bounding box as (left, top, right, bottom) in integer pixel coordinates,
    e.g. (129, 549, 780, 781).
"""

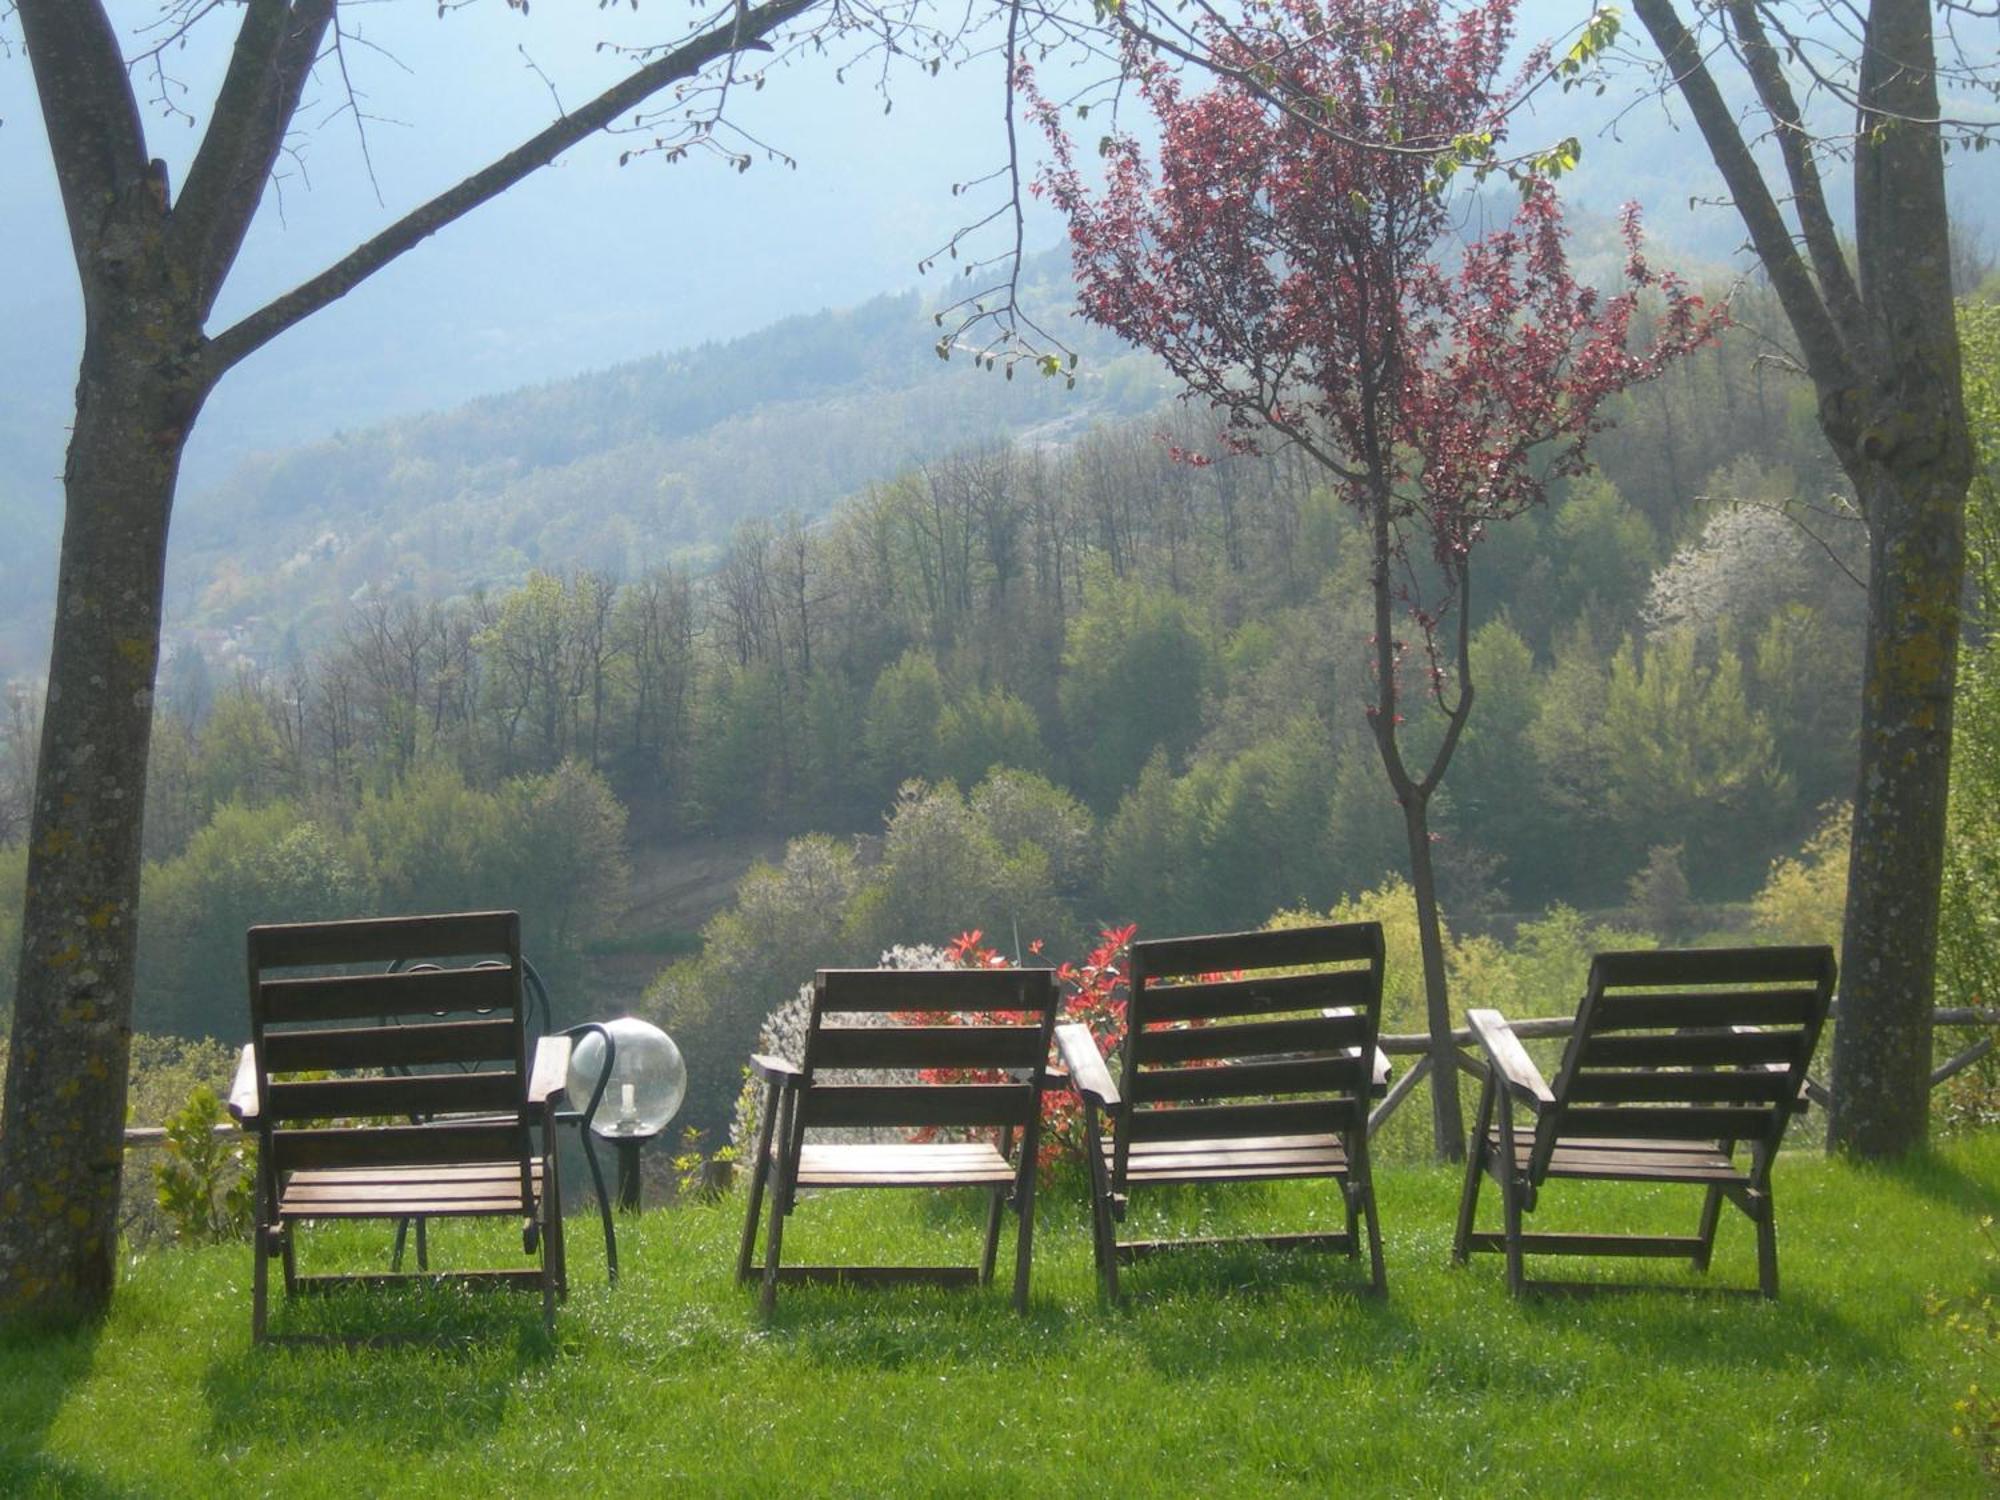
(1453, 1073, 1496, 1266)
(760, 1142, 797, 1318)
(544, 1162, 568, 1302)
(1357, 1169, 1386, 1297)
(251, 1225, 270, 1345)
(1752, 1185, 1778, 1299)
(391, 1217, 410, 1273)
(1343, 1175, 1361, 1258)
(1083, 1108, 1119, 1303)
(1692, 1183, 1725, 1273)
(415, 1217, 429, 1273)
(981, 1188, 1006, 1286)
(280, 1225, 298, 1296)
(1500, 1168, 1527, 1297)
(1011, 1159, 1037, 1317)
(736, 1081, 781, 1286)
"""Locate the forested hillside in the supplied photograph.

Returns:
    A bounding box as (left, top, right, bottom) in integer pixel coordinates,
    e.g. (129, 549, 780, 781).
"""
(148, 265, 1169, 667)
(1, 251, 1993, 1148)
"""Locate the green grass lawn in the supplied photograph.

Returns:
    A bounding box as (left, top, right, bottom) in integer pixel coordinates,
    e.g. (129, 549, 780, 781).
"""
(4, 1134, 1996, 1498)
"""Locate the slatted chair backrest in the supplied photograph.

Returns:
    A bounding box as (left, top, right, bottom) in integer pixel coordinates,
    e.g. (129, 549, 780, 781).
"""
(1532, 945, 1837, 1181)
(1117, 922, 1386, 1192)
(796, 968, 1061, 1134)
(247, 911, 532, 1208)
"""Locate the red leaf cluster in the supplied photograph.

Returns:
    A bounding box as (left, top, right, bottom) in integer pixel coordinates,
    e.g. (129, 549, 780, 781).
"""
(1028, 0, 1718, 677)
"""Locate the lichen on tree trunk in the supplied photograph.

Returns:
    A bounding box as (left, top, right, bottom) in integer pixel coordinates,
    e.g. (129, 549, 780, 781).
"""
(1829, 460, 1966, 1154)
(0, 351, 199, 1320)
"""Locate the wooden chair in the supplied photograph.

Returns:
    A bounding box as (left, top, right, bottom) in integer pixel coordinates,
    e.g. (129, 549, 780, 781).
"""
(736, 966, 1061, 1315)
(1056, 922, 1390, 1302)
(1452, 945, 1836, 1297)
(227, 911, 570, 1341)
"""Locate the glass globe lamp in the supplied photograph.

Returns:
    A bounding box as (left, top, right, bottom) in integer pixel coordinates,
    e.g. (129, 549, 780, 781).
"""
(568, 1016, 686, 1141)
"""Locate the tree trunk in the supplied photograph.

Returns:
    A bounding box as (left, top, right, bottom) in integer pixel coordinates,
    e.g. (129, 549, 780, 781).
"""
(0, 345, 202, 1321)
(1829, 457, 1966, 1154)
(1823, 0, 1970, 1157)
(1401, 792, 1465, 1161)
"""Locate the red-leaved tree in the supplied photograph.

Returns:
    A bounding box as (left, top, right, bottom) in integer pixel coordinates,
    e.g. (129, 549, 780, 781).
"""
(1030, 0, 1716, 1157)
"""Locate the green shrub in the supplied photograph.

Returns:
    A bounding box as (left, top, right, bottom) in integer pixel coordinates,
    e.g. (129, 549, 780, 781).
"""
(153, 1083, 254, 1243)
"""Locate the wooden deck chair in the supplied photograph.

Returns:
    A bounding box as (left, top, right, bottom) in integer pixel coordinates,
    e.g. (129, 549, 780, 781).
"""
(227, 911, 570, 1342)
(1453, 945, 1836, 1298)
(1055, 922, 1390, 1302)
(736, 966, 1061, 1315)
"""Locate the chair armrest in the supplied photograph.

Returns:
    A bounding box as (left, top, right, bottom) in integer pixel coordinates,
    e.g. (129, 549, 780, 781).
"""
(227, 1043, 260, 1122)
(1054, 1022, 1119, 1109)
(749, 1053, 803, 1086)
(1466, 1009, 1554, 1113)
(529, 1033, 572, 1107)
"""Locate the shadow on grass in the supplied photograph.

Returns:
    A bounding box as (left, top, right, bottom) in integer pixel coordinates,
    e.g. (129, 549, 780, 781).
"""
(0, 1319, 126, 1498)
(1851, 1148, 2000, 1221)
(199, 1273, 560, 1455)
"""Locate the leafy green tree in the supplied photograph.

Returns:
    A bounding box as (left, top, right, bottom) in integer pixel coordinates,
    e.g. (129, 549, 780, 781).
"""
(1753, 803, 1851, 949)
(1101, 752, 1201, 934)
(1059, 577, 1212, 807)
(195, 683, 286, 810)
(1601, 631, 1789, 885)
(1526, 624, 1617, 895)
(138, 803, 367, 1038)
(862, 651, 947, 802)
(686, 664, 787, 830)
(970, 769, 1098, 903)
(847, 781, 1067, 959)
(1448, 620, 1542, 897)
(1195, 719, 1339, 930)
(936, 686, 1048, 787)
(501, 761, 630, 966)
(353, 761, 516, 921)
(1548, 477, 1660, 636)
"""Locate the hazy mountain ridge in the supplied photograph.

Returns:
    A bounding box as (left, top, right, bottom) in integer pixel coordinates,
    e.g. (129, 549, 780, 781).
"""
(159, 273, 1172, 662)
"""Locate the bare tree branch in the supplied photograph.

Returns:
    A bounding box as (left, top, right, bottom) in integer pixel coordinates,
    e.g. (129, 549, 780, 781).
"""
(1629, 0, 1859, 409)
(204, 0, 819, 378)
(172, 0, 337, 323)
